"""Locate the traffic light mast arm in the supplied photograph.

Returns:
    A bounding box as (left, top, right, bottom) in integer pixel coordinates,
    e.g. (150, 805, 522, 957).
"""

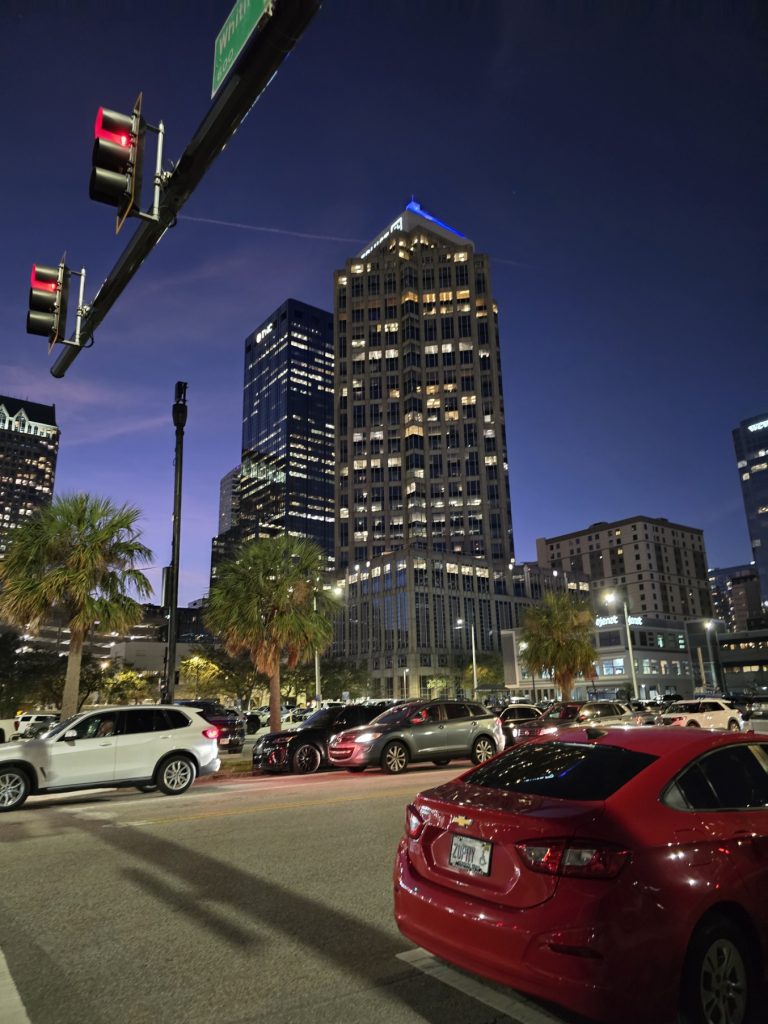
(51, 0, 322, 378)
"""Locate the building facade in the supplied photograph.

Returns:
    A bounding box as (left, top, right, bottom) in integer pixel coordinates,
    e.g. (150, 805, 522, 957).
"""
(536, 516, 712, 622)
(211, 299, 335, 586)
(333, 202, 515, 696)
(0, 396, 59, 559)
(709, 564, 766, 632)
(732, 413, 768, 611)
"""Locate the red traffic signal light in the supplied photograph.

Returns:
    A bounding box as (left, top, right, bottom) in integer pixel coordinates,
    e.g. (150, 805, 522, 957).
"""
(89, 94, 144, 233)
(27, 262, 70, 349)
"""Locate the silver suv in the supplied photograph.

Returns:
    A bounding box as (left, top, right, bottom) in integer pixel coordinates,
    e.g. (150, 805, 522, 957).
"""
(327, 699, 504, 774)
(0, 705, 221, 812)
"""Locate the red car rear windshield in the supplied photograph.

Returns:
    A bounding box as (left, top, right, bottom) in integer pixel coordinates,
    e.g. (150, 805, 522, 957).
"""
(465, 742, 657, 800)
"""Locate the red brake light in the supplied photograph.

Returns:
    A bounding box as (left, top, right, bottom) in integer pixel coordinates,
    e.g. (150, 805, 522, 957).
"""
(405, 803, 425, 839)
(516, 838, 629, 879)
(203, 726, 220, 740)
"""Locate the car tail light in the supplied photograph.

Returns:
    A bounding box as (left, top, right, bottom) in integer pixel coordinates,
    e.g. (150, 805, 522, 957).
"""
(203, 726, 220, 740)
(516, 838, 629, 879)
(405, 803, 425, 839)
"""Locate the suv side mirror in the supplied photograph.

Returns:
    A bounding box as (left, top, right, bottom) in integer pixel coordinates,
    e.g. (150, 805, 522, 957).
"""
(409, 713, 427, 726)
(64, 729, 78, 741)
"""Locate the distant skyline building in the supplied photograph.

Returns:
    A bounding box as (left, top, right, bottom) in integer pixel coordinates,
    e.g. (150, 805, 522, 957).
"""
(536, 515, 713, 622)
(211, 299, 334, 587)
(733, 413, 768, 611)
(708, 564, 765, 632)
(0, 395, 59, 559)
(333, 201, 515, 697)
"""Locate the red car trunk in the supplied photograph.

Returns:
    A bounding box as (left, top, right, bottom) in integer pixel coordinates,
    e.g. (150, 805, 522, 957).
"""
(410, 782, 606, 910)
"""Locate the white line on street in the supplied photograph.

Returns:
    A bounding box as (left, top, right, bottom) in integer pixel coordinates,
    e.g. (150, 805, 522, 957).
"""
(0, 947, 31, 1024)
(396, 948, 566, 1024)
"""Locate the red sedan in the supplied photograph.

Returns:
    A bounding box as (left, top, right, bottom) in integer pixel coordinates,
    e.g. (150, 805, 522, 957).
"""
(394, 726, 768, 1024)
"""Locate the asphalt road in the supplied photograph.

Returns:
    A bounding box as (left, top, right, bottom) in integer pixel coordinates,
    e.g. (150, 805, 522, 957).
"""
(0, 764, 584, 1024)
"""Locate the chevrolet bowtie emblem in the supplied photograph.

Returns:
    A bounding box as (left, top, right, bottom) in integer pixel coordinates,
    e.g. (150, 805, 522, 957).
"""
(452, 815, 474, 827)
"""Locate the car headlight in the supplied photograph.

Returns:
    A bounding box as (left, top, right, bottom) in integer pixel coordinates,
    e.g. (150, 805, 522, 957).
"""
(254, 737, 265, 753)
(354, 731, 382, 744)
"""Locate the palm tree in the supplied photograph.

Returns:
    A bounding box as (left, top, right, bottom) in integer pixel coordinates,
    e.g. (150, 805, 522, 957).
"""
(519, 592, 597, 702)
(0, 493, 153, 719)
(205, 536, 336, 733)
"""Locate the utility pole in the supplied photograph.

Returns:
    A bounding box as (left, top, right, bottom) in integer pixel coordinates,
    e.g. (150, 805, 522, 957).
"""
(163, 381, 187, 703)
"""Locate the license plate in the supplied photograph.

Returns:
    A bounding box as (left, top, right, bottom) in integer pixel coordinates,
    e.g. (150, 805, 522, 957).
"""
(449, 833, 493, 876)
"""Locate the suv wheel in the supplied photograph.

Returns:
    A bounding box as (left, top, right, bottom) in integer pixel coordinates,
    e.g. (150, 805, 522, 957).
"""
(292, 743, 321, 774)
(727, 719, 741, 732)
(686, 720, 701, 727)
(157, 755, 196, 795)
(0, 767, 30, 812)
(381, 741, 409, 774)
(681, 915, 753, 1024)
(471, 736, 496, 764)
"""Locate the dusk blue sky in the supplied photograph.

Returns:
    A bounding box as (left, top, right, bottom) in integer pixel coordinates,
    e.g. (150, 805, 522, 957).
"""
(1, 2, 765, 606)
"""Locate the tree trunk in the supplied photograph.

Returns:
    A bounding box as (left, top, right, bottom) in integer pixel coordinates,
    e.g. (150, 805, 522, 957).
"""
(61, 635, 84, 720)
(269, 664, 281, 734)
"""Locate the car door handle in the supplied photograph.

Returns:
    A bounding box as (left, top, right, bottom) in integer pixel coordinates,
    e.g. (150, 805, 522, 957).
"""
(98, 741, 112, 747)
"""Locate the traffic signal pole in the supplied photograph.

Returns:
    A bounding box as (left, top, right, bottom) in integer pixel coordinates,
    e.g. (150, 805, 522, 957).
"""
(51, 0, 322, 378)
(162, 381, 188, 704)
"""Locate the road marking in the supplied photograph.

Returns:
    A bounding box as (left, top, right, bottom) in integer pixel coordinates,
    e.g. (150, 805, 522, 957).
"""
(117, 785, 422, 827)
(0, 948, 31, 1024)
(397, 948, 566, 1024)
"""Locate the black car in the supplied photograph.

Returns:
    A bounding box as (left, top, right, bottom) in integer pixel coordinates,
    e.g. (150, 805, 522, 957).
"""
(174, 700, 245, 754)
(498, 703, 542, 747)
(253, 704, 387, 775)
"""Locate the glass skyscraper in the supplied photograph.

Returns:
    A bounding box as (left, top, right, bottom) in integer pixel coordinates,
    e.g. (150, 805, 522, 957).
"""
(733, 413, 768, 611)
(0, 396, 59, 559)
(211, 299, 334, 584)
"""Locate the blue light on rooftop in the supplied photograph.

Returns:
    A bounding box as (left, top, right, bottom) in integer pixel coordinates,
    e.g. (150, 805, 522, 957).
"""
(406, 199, 467, 239)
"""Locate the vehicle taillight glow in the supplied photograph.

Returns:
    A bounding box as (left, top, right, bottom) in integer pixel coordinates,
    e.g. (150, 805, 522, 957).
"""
(203, 726, 220, 740)
(516, 838, 629, 879)
(405, 803, 425, 839)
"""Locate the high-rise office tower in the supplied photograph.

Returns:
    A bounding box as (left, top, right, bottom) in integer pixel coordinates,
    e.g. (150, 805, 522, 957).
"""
(333, 202, 515, 697)
(733, 413, 768, 610)
(0, 396, 59, 558)
(211, 299, 335, 588)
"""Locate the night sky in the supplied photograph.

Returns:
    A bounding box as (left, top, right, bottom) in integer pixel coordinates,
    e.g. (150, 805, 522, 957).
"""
(1, 1, 765, 606)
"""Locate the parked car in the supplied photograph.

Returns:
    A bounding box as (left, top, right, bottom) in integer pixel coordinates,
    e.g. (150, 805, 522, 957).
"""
(328, 699, 503, 774)
(174, 700, 245, 753)
(497, 704, 542, 747)
(14, 720, 59, 740)
(0, 705, 220, 812)
(394, 726, 768, 1024)
(515, 700, 631, 739)
(658, 698, 744, 731)
(243, 711, 262, 735)
(12, 713, 60, 739)
(253, 703, 388, 774)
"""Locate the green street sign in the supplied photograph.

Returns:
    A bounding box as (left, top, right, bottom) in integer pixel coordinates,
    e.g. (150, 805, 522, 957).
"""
(212, 0, 275, 98)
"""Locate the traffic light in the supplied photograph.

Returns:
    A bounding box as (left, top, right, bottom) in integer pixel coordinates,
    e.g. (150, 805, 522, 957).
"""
(27, 262, 70, 350)
(89, 94, 144, 233)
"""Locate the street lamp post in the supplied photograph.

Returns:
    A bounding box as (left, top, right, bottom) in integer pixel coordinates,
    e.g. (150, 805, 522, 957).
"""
(705, 621, 717, 692)
(313, 590, 321, 706)
(605, 592, 639, 702)
(163, 381, 187, 704)
(457, 618, 478, 700)
(402, 667, 409, 700)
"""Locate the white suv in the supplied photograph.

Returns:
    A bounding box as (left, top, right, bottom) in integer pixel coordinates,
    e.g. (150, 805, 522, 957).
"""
(0, 705, 220, 812)
(12, 713, 60, 739)
(659, 698, 744, 732)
